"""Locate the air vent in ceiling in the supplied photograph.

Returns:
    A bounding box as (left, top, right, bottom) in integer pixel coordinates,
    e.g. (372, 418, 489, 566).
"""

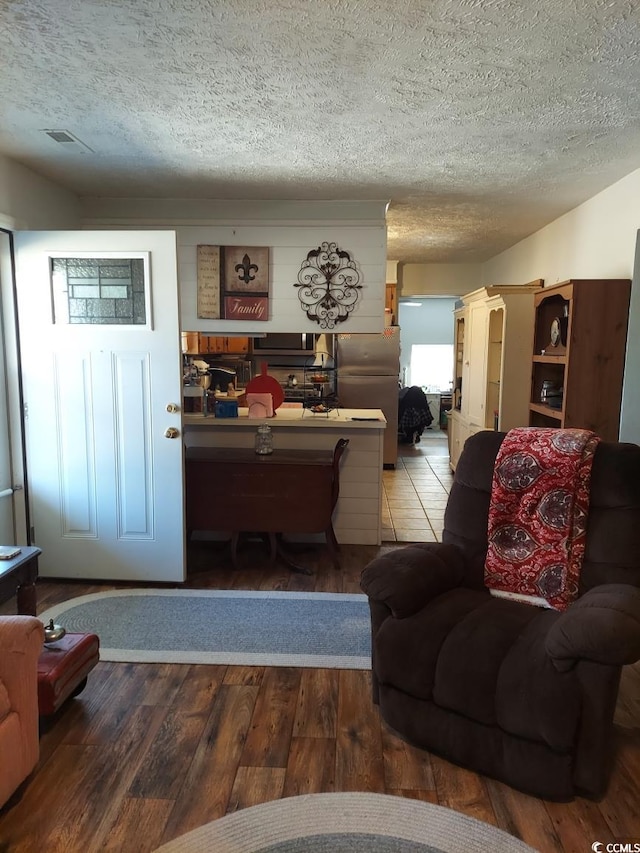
(46, 130, 75, 143)
(42, 130, 94, 152)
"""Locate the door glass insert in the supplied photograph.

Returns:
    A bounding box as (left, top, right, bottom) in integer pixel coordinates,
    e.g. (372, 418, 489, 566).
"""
(51, 256, 148, 325)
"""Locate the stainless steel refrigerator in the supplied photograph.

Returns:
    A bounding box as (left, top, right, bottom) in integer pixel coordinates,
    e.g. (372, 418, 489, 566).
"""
(336, 327, 400, 468)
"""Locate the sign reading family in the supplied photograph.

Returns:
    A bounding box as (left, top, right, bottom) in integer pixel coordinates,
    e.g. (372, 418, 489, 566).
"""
(197, 245, 269, 321)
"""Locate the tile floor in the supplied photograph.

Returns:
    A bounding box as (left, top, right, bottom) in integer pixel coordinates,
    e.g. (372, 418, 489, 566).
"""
(382, 429, 453, 542)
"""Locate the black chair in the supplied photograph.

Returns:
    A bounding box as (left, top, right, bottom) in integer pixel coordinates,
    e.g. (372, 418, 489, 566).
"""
(398, 386, 433, 444)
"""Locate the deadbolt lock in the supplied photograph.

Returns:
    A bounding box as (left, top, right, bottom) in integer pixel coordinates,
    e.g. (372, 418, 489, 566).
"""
(166, 403, 180, 413)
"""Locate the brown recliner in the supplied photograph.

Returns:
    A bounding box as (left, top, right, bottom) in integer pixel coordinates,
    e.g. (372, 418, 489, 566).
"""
(361, 430, 640, 801)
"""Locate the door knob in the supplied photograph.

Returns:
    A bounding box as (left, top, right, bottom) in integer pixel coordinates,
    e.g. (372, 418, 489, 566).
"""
(164, 427, 180, 439)
(166, 403, 180, 413)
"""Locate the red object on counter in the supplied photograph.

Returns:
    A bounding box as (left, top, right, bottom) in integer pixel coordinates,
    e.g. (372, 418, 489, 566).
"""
(245, 362, 284, 411)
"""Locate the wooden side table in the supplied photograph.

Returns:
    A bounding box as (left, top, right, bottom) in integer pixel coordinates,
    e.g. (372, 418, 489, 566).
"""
(0, 546, 41, 615)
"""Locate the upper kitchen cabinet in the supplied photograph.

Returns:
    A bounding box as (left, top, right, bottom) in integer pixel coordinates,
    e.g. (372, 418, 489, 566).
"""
(182, 333, 250, 355)
(529, 279, 631, 440)
(449, 281, 542, 470)
(223, 336, 250, 354)
(182, 331, 199, 355)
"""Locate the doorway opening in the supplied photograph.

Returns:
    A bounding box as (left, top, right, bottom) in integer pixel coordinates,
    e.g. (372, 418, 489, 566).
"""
(0, 228, 28, 544)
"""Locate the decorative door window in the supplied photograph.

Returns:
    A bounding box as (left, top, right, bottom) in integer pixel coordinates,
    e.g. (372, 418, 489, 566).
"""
(50, 254, 150, 327)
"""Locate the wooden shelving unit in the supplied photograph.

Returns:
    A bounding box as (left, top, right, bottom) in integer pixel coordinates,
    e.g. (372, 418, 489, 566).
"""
(529, 279, 631, 440)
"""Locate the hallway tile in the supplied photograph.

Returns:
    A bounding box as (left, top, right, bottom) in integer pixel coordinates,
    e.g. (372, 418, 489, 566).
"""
(392, 508, 430, 520)
(382, 433, 451, 543)
(395, 528, 437, 542)
(387, 498, 424, 508)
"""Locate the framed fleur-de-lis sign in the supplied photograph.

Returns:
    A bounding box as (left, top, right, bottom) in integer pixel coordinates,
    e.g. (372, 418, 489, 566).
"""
(196, 245, 270, 321)
(221, 246, 270, 321)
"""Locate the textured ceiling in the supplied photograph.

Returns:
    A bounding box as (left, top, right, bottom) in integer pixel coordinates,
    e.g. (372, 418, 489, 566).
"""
(2, 0, 640, 262)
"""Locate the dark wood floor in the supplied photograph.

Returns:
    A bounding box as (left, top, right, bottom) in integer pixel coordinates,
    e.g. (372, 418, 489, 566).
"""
(1, 540, 639, 853)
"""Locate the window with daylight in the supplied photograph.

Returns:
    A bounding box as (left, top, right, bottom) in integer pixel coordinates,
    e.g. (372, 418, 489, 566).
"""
(409, 344, 454, 391)
(51, 257, 147, 325)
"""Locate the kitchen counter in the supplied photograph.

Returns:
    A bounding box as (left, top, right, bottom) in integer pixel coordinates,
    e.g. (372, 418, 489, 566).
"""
(183, 407, 386, 429)
(182, 407, 387, 546)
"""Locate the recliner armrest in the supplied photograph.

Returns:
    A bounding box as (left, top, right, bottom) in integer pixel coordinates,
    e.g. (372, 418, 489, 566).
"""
(360, 543, 467, 618)
(0, 615, 44, 692)
(545, 584, 640, 672)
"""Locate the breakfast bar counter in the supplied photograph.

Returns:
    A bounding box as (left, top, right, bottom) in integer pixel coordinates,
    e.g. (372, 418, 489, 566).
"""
(182, 407, 386, 545)
(182, 406, 386, 430)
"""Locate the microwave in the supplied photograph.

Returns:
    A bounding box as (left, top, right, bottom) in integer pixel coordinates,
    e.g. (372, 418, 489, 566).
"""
(252, 333, 316, 355)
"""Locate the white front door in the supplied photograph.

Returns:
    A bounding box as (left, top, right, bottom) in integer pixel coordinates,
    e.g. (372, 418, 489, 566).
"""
(14, 231, 185, 582)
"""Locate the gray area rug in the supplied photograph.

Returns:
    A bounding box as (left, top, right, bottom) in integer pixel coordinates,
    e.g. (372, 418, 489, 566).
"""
(39, 589, 371, 668)
(152, 793, 539, 853)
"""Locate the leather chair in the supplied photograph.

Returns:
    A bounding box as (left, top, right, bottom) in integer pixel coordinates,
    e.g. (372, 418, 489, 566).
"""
(0, 615, 44, 808)
(361, 430, 640, 801)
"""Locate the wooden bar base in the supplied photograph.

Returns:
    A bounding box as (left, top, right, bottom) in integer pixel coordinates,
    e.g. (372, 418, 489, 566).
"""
(186, 441, 348, 571)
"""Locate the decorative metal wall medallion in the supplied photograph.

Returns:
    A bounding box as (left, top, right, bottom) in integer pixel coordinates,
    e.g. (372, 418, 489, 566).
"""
(294, 242, 362, 329)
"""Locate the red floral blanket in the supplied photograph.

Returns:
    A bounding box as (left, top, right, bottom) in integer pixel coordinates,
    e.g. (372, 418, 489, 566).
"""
(484, 427, 600, 611)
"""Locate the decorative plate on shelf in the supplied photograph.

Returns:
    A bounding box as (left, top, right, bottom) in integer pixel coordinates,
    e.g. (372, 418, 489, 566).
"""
(549, 315, 567, 347)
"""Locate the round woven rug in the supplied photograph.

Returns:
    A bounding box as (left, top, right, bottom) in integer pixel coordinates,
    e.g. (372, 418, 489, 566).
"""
(153, 792, 539, 853)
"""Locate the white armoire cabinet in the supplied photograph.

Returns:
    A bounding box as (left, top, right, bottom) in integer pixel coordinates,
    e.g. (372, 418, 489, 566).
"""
(449, 281, 543, 470)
